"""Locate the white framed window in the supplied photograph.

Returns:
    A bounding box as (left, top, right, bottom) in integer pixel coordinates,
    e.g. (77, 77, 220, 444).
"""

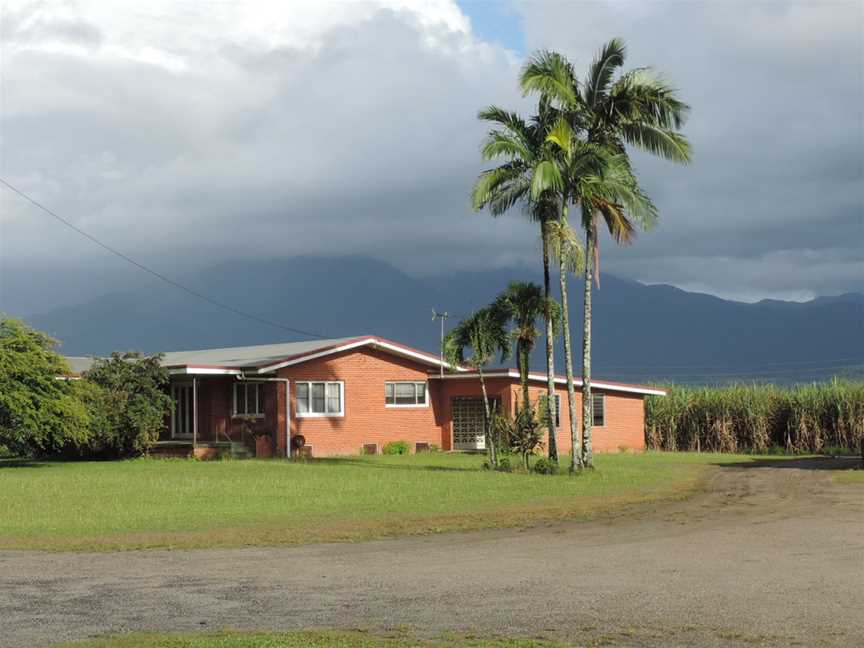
(592, 393, 606, 427)
(234, 382, 265, 417)
(538, 393, 561, 428)
(296, 381, 344, 417)
(385, 381, 428, 407)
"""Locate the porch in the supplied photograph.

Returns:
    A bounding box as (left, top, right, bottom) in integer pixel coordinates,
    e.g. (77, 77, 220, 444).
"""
(161, 374, 288, 456)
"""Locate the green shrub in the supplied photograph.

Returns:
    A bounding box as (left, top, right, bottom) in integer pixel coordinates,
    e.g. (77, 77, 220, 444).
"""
(382, 440, 410, 455)
(531, 457, 559, 475)
(646, 380, 864, 454)
(496, 456, 513, 472)
(0, 318, 90, 456)
(78, 352, 172, 457)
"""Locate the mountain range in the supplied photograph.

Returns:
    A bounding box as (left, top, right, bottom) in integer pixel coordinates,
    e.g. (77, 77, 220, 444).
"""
(21, 255, 864, 385)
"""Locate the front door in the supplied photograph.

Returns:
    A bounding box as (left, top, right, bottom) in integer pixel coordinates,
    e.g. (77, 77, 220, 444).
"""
(451, 396, 499, 451)
(171, 382, 194, 439)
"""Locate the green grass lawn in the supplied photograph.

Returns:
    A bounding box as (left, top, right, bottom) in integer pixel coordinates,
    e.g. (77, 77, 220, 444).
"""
(0, 451, 754, 552)
(51, 630, 574, 648)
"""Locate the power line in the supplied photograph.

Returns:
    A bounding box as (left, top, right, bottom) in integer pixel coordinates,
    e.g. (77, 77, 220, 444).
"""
(594, 356, 864, 371)
(0, 177, 329, 340)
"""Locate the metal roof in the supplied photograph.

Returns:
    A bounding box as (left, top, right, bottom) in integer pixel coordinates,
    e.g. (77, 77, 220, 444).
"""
(158, 337, 362, 369)
(61, 336, 448, 375)
(65, 356, 99, 375)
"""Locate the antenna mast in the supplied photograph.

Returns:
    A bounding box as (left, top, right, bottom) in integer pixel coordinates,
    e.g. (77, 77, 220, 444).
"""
(432, 310, 450, 379)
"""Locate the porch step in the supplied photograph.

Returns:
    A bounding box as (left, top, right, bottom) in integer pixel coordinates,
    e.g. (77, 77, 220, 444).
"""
(230, 442, 251, 459)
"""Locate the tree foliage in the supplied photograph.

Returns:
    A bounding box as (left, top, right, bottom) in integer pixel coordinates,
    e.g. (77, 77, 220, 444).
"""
(444, 306, 511, 467)
(0, 317, 89, 456)
(81, 352, 172, 457)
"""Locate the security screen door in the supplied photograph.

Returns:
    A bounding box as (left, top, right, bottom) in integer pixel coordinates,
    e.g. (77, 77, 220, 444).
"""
(451, 396, 499, 450)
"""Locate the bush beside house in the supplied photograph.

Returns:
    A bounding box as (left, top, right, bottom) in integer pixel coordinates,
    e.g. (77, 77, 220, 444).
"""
(0, 318, 90, 456)
(0, 318, 170, 458)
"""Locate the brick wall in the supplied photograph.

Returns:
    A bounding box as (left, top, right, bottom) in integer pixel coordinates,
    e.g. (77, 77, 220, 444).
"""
(279, 347, 444, 456)
(172, 351, 647, 457)
(512, 382, 645, 456)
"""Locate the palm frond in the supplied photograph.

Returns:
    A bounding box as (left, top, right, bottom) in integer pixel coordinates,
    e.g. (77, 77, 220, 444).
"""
(610, 68, 690, 130)
(520, 50, 579, 107)
(471, 164, 527, 212)
(530, 159, 564, 200)
(619, 121, 692, 164)
(595, 199, 636, 245)
(546, 218, 586, 273)
(480, 130, 533, 162)
(545, 117, 575, 156)
(584, 38, 626, 109)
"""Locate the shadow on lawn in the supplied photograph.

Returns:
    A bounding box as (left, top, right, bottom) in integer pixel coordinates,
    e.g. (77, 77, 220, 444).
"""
(0, 458, 51, 469)
(715, 456, 863, 472)
(307, 457, 480, 473)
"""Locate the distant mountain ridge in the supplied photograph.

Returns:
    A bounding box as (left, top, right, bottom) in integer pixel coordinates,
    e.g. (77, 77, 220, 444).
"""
(22, 255, 864, 385)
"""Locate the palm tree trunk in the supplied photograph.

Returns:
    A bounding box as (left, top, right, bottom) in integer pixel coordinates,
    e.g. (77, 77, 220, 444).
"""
(558, 204, 582, 473)
(479, 366, 496, 467)
(541, 219, 558, 462)
(518, 339, 530, 412)
(582, 220, 596, 468)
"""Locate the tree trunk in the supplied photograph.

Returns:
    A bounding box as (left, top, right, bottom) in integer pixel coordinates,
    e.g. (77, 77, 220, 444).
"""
(541, 219, 558, 462)
(581, 221, 595, 468)
(559, 204, 582, 474)
(518, 339, 531, 413)
(479, 366, 496, 467)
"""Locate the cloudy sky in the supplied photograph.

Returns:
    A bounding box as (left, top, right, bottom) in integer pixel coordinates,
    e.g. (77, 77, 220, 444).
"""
(1, 0, 861, 314)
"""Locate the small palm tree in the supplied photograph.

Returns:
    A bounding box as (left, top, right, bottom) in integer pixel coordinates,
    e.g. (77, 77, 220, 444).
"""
(472, 103, 562, 461)
(493, 281, 546, 413)
(521, 40, 690, 467)
(444, 306, 511, 467)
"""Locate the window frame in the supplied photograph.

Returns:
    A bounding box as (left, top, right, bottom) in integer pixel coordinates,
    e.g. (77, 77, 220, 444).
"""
(295, 380, 345, 418)
(384, 381, 429, 408)
(592, 393, 606, 427)
(233, 381, 266, 418)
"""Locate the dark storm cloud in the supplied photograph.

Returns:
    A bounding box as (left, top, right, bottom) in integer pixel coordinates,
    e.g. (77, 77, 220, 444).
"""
(518, 0, 863, 300)
(0, 0, 861, 316)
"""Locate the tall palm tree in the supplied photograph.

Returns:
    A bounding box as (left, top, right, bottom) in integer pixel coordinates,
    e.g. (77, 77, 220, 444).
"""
(444, 306, 511, 467)
(472, 103, 562, 461)
(521, 40, 691, 467)
(545, 211, 586, 472)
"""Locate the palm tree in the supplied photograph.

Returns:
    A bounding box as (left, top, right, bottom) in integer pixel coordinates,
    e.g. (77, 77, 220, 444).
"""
(493, 281, 550, 413)
(444, 306, 511, 467)
(545, 212, 586, 472)
(472, 103, 562, 461)
(521, 40, 691, 467)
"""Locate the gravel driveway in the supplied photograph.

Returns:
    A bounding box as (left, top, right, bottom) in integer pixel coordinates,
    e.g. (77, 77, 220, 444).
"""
(1, 457, 862, 648)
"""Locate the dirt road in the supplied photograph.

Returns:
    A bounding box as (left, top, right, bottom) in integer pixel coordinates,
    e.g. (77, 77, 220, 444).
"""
(1, 458, 862, 647)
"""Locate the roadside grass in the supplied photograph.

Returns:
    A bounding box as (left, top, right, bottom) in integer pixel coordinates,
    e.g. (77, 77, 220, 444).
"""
(833, 468, 864, 483)
(1, 451, 761, 552)
(50, 630, 576, 648)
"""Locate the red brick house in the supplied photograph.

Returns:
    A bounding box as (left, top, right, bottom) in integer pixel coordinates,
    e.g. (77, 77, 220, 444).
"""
(67, 335, 664, 458)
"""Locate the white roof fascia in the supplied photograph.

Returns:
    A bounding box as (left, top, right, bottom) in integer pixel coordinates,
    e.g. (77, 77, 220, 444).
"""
(429, 370, 666, 396)
(254, 337, 462, 374)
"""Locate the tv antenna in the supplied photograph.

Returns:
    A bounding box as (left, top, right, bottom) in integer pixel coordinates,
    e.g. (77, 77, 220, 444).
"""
(432, 310, 450, 379)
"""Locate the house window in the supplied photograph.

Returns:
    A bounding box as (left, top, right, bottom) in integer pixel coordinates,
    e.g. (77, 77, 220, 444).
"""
(171, 382, 194, 438)
(592, 393, 606, 427)
(296, 381, 344, 417)
(234, 382, 265, 417)
(385, 381, 427, 407)
(538, 394, 561, 427)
